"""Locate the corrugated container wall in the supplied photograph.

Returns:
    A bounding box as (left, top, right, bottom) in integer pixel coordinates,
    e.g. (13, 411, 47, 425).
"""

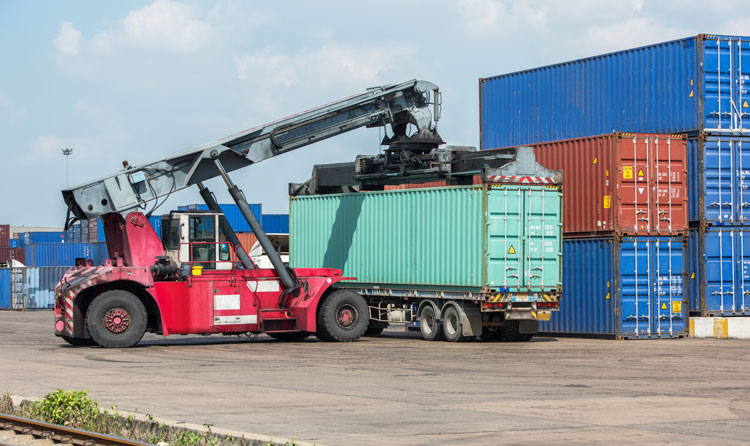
(0, 247, 25, 265)
(0, 269, 10, 310)
(148, 216, 163, 239)
(0, 225, 9, 246)
(177, 204, 262, 233)
(8, 240, 18, 248)
(531, 133, 688, 236)
(480, 34, 750, 148)
(24, 243, 97, 267)
(689, 227, 750, 316)
(25, 232, 64, 244)
(540, 237, 687, 339)
(687, 133, 750, 224)
(290, 185, 562, 293)
(261, 214, 290, 233)
(23, 267, 69, 309)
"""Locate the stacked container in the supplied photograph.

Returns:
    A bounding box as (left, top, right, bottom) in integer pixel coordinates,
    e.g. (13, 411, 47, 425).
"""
(476, 34, 750, 336)
(0, 224, 25, 266)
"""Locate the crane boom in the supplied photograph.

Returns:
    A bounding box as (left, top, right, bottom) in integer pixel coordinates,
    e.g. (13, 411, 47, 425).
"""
(63, 79, 441, 223)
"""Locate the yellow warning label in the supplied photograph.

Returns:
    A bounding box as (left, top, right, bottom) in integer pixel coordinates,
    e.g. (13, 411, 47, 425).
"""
(607, 281, 610, 288)
(593, 157, 598, 164)
(605, 169, 609, 177)
(603, 195, 611, 209)
(661, 302, 668, 310)
(623, 166, 633, 179)
(744, 100, 749, 108)
(508, 245, 516, 255)
(672, 301, 682, 314)
(689, 89, 694, 98)
(605, 292, 610, 300)
(690, 79, 694, 86)
(691, 272, 695, 279)
(637, 169, 645, 177)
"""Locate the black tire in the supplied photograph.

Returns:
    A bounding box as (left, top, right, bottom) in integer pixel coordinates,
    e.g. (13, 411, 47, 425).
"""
(86, 290, 148, 348)
(61, 335, 96, 346)
(315, 290, 369, 342)
(419, 305, 444, 341)
(364, 326, 385, 336)
(442, 306, 472, 342)
(501, 321, 534, 342)
(479, 326, 503, 341)
(268, 331, 311, 341)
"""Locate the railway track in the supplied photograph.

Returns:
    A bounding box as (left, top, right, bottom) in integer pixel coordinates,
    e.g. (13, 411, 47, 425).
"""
(0, 413, 152, 446)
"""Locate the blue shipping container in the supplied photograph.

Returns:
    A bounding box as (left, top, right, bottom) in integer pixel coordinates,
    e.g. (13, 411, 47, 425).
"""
(689, 227, 750, 316)
(23, 267, 69, 309)
(480, 34, 750, 149)
(148, 215, 163, 239)
(24, 243, 97, 267)
(540, 237, 687, 339)
(8, 239, 18, 248)
(176, 203, 262, 233)
(688, 133, 750, 224)
(261, 214, 289, 234)
(0, 269, 10, 310)
(24, 232, 65, 244)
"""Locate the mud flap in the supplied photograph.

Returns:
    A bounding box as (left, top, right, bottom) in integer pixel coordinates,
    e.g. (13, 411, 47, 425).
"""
(461, 305, 482, 337)
(518, 320, 538, 334)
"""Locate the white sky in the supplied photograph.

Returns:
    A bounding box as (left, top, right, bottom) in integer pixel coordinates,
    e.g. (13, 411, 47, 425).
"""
(1, 0, 748, 227)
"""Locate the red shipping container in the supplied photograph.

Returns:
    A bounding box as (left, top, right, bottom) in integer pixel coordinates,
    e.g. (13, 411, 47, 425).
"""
(384, 181, 447, 190)
(530, 133, 688, 236)
(0, 224, 9, 247)
(0, 247, 25, 265)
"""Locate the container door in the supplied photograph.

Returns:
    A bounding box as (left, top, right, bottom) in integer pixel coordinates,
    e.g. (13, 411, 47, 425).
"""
(702, 135, 736, 223)
(688, 229, 701, 313)
(0, 269, 10, 310)
(651, 238, 686, 337)
(734, 229, 750, 314)
(734, 136, 750, 223)
(618, 238, 652, 338)
(522, 187, 562, 291)
(10, 268, 24, 310)
(703, 229, 736, 314)
(617, 136, 652, 233)
(737, 38, 750, 128)
(486, 186, 524, 291)
(702, 36, 744, 131)
(651, 137, 688, 233)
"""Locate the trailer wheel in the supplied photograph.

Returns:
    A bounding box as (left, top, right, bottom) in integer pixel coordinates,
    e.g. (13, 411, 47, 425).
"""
(86, 290, 148, 348)
(61, 335, 96, 346)
(442, 306, 474, 342)
(501, 321, 533, 342)
(419, 305, 444, 341)
(479, 326, 503, 341)
(316, 290, 369, 342)
(268, 331, 311, 341)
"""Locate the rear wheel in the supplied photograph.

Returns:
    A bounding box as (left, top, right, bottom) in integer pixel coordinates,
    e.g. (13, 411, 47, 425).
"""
(501, 321, 534, 342)
(316, 290, 369, 342)
(268, 331, 311, 341)
(442, 306, 475, 342)
(61, 335, 96, 346)
(86, 290, 147, 348)
(419, 305, 443, 341)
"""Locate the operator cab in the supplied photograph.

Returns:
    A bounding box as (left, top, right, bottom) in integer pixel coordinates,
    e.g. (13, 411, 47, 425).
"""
(162, 211, 233, 270)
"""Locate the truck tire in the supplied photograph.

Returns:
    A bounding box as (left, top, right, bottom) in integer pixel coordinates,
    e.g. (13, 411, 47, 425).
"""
(479, 326, 503, 341)
(316, 290, 369, 342)
(268, 331, 311, 341)
(364, 326, 385, 336)
(61, 335, 96, 346)
(501, 321, 534, 342)
(442, 305, 475, 342)
(419, 305, 444, 341)
(86, 290, 148, 348)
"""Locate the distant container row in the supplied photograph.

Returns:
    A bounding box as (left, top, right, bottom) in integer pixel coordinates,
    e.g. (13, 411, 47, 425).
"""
(0, 267, 69, 310)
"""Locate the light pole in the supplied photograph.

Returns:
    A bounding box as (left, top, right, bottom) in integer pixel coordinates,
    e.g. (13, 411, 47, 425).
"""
(61, 147, 73, 187)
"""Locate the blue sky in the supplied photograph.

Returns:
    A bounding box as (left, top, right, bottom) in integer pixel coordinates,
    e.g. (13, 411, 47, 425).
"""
(1, 0, 748, 227)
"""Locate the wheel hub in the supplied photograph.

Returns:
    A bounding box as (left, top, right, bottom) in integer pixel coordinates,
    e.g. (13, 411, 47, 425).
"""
(336, 304, 357, 329)
(104, 308, 130, 334)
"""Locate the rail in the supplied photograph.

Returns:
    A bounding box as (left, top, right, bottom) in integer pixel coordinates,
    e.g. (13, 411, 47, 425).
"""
(0, 413, 152, 446)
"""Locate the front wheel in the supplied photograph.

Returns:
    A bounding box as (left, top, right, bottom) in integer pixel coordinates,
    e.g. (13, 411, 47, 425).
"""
(61, 335, 96, 346)
(316, 290, 369, 342)
(86, 290, 148, 348)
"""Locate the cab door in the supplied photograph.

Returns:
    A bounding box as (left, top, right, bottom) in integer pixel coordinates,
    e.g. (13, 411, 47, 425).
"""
(212, 276, 259, 332)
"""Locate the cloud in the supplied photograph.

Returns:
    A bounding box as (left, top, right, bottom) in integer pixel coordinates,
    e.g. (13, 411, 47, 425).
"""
(580, 16, 686, 53)
(53, 21, 82, 56)
(724, 16, 750, 35)
(119, 0, 213, 53)
(0, 91, 27, 123)
(235, 49, 299, 87)
(26, 136, 67, 162)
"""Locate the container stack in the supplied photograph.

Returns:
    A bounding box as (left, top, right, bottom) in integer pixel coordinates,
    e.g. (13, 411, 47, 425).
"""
(0, 224, 25, 267)
(479, 34, 750, 337)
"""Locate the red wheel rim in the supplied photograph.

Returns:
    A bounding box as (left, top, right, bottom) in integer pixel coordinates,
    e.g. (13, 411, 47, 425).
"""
(336, 304, 357, 329)
(104, 308, 130, 334)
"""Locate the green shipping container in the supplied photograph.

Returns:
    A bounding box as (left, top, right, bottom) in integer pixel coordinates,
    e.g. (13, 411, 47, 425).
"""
(290, 185, 562, 293)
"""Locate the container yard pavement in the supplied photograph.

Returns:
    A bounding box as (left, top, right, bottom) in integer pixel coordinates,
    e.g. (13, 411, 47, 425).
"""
(1, 312, 749, 446)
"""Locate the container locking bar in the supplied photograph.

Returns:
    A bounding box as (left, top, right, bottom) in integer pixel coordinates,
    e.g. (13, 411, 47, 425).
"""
(213, 159, 298, 291)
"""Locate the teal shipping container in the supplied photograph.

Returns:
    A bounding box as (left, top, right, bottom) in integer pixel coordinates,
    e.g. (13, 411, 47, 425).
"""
(290, 185, 562, 293)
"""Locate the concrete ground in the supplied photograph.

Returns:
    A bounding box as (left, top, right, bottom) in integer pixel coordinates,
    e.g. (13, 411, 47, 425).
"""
(1, 311, 749, 446)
